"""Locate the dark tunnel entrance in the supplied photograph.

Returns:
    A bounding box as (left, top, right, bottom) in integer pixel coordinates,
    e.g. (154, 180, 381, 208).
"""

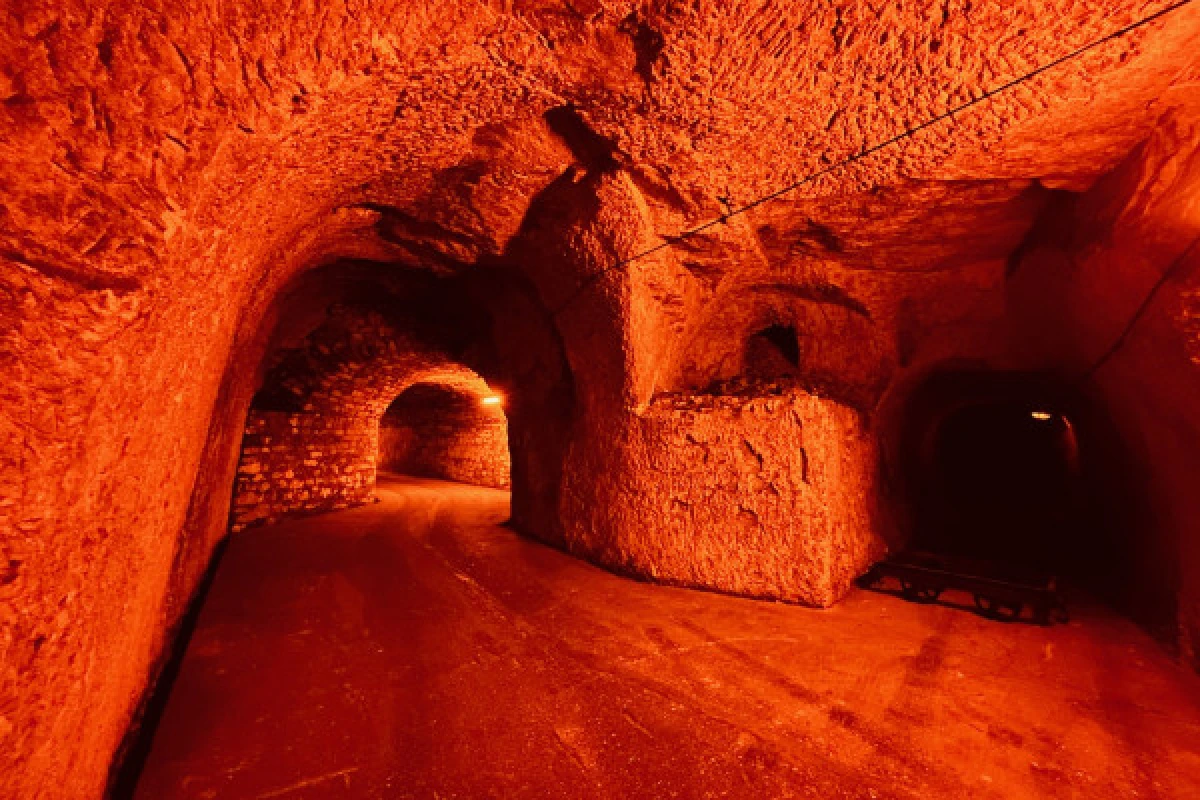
(886, 369, 1159, 622)
(916, 400, 1081, 574)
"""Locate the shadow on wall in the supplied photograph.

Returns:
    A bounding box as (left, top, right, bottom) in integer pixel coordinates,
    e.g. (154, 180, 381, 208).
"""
(378, 382, 511, 489)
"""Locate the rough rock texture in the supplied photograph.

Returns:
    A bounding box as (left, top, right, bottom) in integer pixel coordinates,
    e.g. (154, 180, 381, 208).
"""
(378, 383, 511, 490)
(606, 387, 880, 606)
(3, 1, 1200, 797)
(1006, 114, 1200, 664)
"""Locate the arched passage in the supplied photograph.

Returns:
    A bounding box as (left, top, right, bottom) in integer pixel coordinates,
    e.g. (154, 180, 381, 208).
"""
(379, 381, 511, 490)
(886, 368, 1151, 612)
(922, 402, 1080, 569)
(221, 262, 571, 535)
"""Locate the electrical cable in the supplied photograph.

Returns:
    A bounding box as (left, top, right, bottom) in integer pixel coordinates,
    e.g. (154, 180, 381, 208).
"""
(551, 0, 1195, 316)
(1074, 235, 1200, 385)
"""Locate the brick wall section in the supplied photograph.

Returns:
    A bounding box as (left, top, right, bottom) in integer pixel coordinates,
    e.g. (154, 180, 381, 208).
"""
(379, 400, 510, 489)
(230, 412, 377, 532)
(377, 425, 417, 471)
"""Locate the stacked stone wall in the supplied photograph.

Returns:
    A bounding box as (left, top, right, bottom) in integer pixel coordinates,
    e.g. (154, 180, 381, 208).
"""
(379, 401, 510, 489)
(227, 306, 500, 531)
(230, 412, 376, 531)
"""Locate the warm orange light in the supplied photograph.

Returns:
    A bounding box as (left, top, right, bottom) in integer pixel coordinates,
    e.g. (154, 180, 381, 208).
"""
(1031, 410, 1053, 421)
(482, 395, 503, 407)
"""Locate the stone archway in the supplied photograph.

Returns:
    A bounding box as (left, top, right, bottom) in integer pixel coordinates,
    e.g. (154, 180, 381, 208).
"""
(379, 379, 511, 490)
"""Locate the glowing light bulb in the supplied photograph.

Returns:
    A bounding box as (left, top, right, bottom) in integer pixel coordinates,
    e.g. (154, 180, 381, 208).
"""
(1030, 410, 1053, 421)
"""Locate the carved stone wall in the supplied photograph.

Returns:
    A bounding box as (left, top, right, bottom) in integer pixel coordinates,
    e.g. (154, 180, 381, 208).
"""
(3, 3, 1200, 797)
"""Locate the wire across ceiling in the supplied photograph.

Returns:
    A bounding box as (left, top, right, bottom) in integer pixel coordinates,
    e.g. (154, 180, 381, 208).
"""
(552, 0, 1195, 316)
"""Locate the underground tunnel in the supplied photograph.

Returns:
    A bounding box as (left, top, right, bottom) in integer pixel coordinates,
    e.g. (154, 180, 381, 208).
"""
(377, 382, 511, 491)
(5, 1, 1200, 798)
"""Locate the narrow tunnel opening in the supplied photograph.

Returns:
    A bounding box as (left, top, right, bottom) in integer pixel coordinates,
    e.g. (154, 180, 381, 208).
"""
(114, 258, 579, 796)
(378, 382, 512, 490)
(744, 323, 800, 381)
(889, 370, 1151, 619)
(218, 262, 560, 533)
(914, 401, 1081, 575)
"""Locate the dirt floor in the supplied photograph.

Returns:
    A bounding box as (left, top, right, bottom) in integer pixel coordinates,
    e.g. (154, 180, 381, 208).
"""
(129, 474, 1200, 799)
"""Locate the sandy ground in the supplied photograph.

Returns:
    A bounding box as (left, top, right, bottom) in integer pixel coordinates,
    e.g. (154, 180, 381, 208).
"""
(131, 474, 1200, 799)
